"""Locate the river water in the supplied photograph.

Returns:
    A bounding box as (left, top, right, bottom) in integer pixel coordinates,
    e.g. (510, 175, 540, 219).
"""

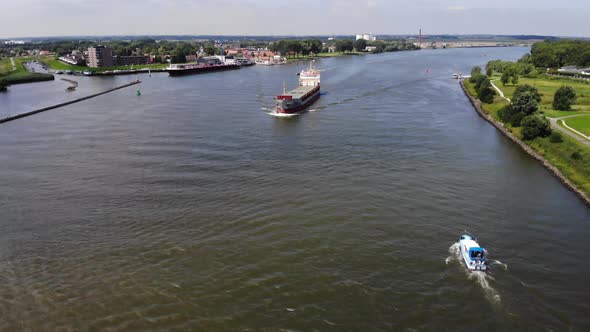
(1, 47, 589, 331)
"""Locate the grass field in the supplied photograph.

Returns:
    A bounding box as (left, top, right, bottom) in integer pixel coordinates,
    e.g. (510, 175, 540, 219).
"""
(465, 79, 590, 198)
(40, 57, 168, 73)
(564, 115, 590, 136)
(0, 58, 14, 74)
(0, 57, 54, 84)
(491, 74, 590, 118)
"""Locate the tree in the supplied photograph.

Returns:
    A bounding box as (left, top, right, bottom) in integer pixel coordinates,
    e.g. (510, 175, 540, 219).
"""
(521, 115, 552, 140)
(0, 79, 7, 92)
(171, 48, 186, 63)
(498, 105, 525, 126)
(553, 86, 577, 111)
(511, 74, 519, 85)
(303, 39, 322, 54)
(478, 84, 495, 103)
(512, 91, 540, 115)
(353, 39, 367, 52)
(501, 71, 510, 86)
(471, 66, 482, 77)
(203, 43, 217, 56)
(335, 39, 354, 53)
(486, 66, 493, 77)
(513, 84, 542, 102)
(473, 75, 495, 103)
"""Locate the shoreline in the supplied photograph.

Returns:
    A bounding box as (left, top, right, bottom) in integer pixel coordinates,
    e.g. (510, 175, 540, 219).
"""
(459, 80, 590, 206)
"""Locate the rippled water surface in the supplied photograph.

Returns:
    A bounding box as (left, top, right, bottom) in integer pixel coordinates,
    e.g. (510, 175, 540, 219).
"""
(1, 48, 589, 331)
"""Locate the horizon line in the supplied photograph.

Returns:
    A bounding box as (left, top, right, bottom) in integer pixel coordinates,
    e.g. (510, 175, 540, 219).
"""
(2, 33, 587, 41)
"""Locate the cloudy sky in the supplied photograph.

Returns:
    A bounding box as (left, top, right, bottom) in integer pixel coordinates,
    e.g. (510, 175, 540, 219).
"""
(1, 0, 589, 38)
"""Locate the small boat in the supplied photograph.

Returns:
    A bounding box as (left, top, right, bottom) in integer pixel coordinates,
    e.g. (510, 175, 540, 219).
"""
(459, 233, 487, 271)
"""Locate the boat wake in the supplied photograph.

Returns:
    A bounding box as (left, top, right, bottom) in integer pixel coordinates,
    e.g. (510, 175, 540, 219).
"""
(446, 242, 501, 304)
(445, 242, 461, 265)
(469, 271, 501, 304)
(267, 111, 300, 118)
(489, 260, 508, 271)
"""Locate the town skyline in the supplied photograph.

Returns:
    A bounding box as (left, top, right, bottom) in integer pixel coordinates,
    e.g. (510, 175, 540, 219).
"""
(1, 0, 590, 39)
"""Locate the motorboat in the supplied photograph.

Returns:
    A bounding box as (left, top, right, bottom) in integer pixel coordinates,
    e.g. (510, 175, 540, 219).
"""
(459, 233, 487, 271)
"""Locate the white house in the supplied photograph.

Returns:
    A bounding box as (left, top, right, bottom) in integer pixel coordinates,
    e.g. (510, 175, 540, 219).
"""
(356, 33, 377, 41)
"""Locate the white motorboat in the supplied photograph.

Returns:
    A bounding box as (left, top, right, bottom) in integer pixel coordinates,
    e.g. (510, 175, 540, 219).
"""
(459, 233, 487, 271)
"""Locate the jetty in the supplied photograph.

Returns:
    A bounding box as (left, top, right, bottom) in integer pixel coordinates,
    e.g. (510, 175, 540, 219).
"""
(60, 78, 79, 91)
(0, 80, 141, 124)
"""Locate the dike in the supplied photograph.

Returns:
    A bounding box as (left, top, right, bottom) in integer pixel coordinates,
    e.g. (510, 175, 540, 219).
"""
(459, 80, 590, 206)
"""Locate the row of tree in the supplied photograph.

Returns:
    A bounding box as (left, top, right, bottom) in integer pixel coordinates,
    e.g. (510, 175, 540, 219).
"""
(530, 39, 590, 68)
(268, 39, 323, 56)
(267, 38, 419, 56)
(0, 39, 221, 63)
(485, 57, 538, 82)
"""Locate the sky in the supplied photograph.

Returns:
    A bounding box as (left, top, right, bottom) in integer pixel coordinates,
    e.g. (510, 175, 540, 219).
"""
(1, 0, 589, 38)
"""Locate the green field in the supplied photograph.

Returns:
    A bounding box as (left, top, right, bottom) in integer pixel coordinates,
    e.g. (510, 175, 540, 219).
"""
(465, 79, 590, 197)
(564, 115, 590, 136)
(0, 57, 54, 85)
(491, 75, 590, 118)
(40, 57, 168, 73)
(0, 58, 14, 74)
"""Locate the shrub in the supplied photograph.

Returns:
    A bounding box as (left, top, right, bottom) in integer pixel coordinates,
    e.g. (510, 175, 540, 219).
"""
(571, 151, 582, 160)
(553, 86, 577, 111)
(549, 131, 563, 143)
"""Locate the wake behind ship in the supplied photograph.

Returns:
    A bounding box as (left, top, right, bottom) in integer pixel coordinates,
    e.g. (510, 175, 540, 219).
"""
(275, 61, 320, 114)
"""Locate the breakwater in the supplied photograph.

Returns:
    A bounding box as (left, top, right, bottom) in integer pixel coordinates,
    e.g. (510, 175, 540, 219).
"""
(460, 80, 590, 206)
(0, 80, 141, 124)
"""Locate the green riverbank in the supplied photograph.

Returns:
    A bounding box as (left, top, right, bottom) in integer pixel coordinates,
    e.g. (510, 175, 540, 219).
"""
(0, 57, 54, 86)
(463, 77, 590, 202)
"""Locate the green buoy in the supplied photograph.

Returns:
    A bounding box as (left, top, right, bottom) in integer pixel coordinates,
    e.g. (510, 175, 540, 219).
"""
(137, 89, 141, 96)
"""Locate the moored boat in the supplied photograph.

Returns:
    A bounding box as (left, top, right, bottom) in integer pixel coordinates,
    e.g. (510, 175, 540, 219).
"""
(275, 61, 320, 114)
(459, 233, 487, 271)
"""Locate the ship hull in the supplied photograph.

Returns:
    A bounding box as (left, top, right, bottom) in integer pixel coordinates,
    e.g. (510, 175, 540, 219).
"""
(276, 86, 320, 114)
(167, 64, 240, 76)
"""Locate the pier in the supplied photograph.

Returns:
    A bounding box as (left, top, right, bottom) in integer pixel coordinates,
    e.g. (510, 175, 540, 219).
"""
(0, 80, 141, 125)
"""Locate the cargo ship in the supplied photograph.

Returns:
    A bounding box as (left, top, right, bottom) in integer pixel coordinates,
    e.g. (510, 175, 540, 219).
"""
(275, 61, 320, 114)
(166, 62, 240, 76)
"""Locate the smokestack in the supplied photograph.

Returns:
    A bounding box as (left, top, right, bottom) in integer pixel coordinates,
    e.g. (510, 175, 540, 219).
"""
(419, 28, 422, 48)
